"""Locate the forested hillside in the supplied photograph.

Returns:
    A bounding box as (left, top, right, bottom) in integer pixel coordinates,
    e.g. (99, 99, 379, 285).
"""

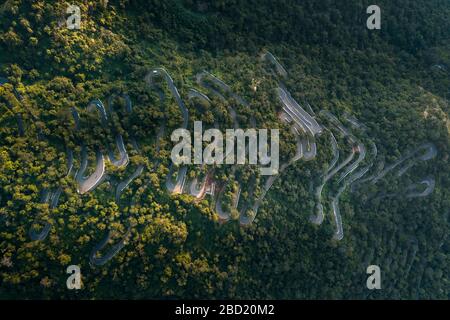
(0, 0, 449, 299)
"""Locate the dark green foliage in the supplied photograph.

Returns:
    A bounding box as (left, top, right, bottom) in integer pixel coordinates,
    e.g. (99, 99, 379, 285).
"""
(0, 0, 449, 299)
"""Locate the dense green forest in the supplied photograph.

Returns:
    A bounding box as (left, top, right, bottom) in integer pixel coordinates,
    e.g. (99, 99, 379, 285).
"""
(0, 0, 449, 299)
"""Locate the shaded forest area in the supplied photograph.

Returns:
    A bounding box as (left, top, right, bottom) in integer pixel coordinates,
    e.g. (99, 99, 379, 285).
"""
(0, 0, 449, 299)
